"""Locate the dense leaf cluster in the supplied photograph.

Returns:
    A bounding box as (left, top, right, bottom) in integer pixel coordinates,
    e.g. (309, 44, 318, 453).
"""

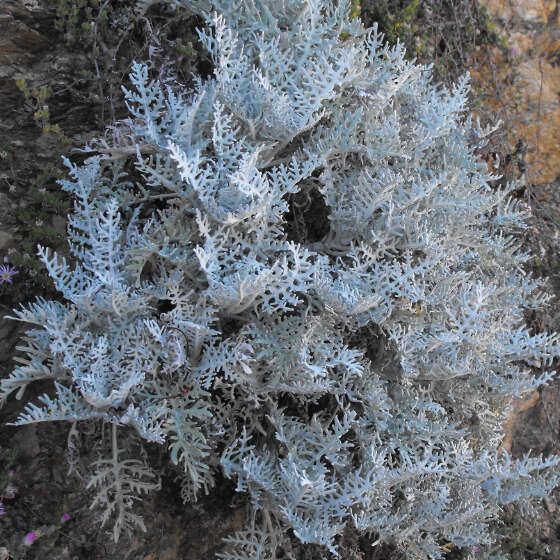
(3, 1, 560, 557)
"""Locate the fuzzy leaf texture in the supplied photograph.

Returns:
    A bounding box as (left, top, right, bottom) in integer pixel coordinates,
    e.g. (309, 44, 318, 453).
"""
(2, 0, 560, 556)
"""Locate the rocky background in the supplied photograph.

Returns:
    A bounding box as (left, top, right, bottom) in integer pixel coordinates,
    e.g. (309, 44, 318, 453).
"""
(0, 1, 559, 559)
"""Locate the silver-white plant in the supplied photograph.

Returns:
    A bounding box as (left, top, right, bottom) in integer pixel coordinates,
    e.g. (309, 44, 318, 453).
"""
(3, 1, 560, 557)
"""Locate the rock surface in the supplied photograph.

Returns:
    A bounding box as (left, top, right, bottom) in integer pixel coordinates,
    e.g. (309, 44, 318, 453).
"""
(475, 0, 560, 183)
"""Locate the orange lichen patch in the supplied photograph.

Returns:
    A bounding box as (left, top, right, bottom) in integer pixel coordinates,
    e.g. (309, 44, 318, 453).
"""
(500, 390, 540, 454)
(468, 19, 560, 184)
(509, 32, 534, 57)
(500, 391, 539, 453)
(481, 0, 559, 25)
(516, 58, 560, 183)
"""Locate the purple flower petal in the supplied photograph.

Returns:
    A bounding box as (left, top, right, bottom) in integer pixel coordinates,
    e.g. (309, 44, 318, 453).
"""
(0, 264, 18, 285)
(24, 531, 38, 545)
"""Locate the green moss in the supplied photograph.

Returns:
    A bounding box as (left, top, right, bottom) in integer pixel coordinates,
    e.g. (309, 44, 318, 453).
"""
(479, 3, 510, 54)
(55, 0, 98, 44)
(0, 448, 18, 491)
(1, 157, 71, 306)
(362, 0, 420, 52)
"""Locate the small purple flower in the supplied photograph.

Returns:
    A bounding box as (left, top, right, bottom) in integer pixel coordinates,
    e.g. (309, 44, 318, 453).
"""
(508, 42, 521, 58)
(0, 502, 5, 515)
(24, 530, 38, 545)
(473, 545, 479, 553)
(0, 264, 18, 284)
(61, 513, 70, 522)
